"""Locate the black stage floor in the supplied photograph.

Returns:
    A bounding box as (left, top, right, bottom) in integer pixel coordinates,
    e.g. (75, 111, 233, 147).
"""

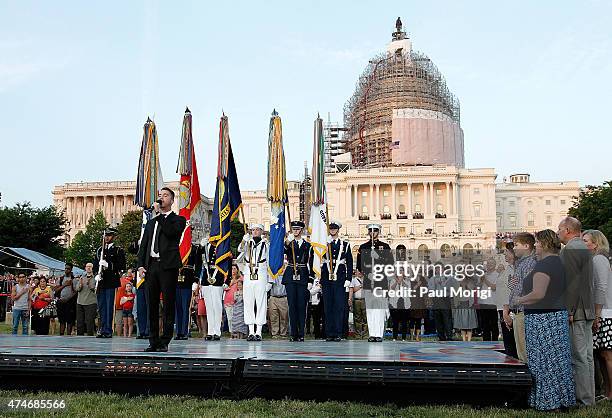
(0, 336, 531, 404)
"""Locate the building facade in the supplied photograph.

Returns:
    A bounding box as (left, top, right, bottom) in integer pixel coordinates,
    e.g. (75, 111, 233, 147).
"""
(241, 165, 498, 260)
(241, 181, 301, 230)
(495, 174, 580, 234)
(52, 180, 213, 245)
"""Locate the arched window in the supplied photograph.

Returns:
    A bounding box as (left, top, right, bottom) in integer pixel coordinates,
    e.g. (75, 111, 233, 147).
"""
(440, 244, 451, 258)
(418, 244, 429, 260)
(463, 243, 474, 256)
(396, 244, 407, 261)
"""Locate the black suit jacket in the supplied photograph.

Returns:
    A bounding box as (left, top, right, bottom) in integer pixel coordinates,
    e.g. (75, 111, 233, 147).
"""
(137, 211, 187, 271)
(94, 244, 126, 289)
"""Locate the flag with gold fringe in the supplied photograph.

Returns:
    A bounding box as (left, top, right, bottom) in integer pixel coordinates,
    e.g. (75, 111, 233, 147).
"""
(135, 117, 164, 288)
(308, 114, 328, 278)
(176, 107, 202, 265)
(209, 115, 242, 278)
(267, 110, 288, 278)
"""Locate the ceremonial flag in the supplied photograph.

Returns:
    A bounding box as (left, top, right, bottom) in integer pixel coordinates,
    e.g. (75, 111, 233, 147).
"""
(176, 107, 202, 265)
(209, 115, 242, 278)
(267, 110, 287, 278)
(135, 117, 164, 288)
(308, 114, 328, 278)
(135, 117, 164, 208)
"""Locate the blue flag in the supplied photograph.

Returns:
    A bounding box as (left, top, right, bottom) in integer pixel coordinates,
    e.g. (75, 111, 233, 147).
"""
(268, 201, 286, 278)
(209, 116, 242, 278)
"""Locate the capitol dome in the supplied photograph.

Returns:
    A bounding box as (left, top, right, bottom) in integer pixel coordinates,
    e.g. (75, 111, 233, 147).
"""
(344, 18, 465, 168)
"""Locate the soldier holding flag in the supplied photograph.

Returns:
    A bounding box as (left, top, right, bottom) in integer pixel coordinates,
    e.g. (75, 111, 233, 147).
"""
(238, 223, 272, 341)
(321, 220, 353, 341)
(94, 228, 126, 338)
(357, 223, 392, 342)
(199, 238, 224, 340)
(283, 220, 313, 342)
(208, 114, 243, 341)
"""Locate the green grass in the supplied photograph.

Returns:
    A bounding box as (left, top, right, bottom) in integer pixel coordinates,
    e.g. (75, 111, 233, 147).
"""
(0, 391, 610, 417)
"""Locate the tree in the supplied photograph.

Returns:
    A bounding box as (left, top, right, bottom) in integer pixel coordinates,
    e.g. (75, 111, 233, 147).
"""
(0, 202, 66, 259)
(64, 210, 108, 269)
(568, 180, 612, 242)
(115, 210, 143, 269)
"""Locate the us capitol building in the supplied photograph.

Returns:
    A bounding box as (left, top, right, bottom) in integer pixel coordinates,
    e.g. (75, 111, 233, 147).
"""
(53, 19, 579, 258)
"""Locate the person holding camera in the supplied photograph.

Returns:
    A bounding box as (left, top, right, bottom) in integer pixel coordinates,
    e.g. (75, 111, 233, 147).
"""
(55, 263, 77, 336)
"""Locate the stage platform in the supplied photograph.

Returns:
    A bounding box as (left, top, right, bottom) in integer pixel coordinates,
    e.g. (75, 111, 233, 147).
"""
(0, 336, 531, 404)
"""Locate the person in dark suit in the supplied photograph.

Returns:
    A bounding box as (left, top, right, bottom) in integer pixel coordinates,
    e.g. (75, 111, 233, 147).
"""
(94, 228, 126, 338)
(137, 187, 187, 352)
(282, 220, 313, 342)
(321, 220, 353, 342)
(175, 241, 202, 340)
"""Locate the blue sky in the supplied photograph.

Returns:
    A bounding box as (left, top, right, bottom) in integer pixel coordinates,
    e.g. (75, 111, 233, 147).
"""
(1, 1, 610, 208)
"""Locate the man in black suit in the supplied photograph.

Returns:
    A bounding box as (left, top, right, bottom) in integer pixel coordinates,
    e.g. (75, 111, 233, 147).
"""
(137, 187, 187, 352)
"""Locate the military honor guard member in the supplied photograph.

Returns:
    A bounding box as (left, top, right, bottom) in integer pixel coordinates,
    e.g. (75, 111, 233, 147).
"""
(199, 238, 226, 340)
(137, 187, 187, 352)
(175, 240, 202, 340)
(94, 227, 126, 338)
(321, 220, 353, 342)
(356, 223, 392, 342)
(282, 220, 313, 342)
(238, 224, 272, 341)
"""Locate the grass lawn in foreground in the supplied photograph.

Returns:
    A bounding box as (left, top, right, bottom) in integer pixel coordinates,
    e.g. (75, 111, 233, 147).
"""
(0, 391, 611, 417)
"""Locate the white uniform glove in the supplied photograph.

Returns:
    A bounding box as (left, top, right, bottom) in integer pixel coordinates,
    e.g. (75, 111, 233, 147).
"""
(286, 234, 295, 242)
(200, 237, 209, 246)
(266, 283, 273, 292)
(344, 280, 351, 288)
(242, 233, 251, 242)
(327, 235, 333, 244)
(222, 283, 229, 290)
(100, 260, 109, 269)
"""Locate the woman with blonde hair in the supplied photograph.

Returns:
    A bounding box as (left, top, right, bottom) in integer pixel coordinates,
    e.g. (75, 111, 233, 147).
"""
(583, 229, 612, 399)
(517, 229, 575, 410)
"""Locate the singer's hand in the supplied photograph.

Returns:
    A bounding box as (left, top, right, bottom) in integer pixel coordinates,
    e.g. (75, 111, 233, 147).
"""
(153, 201, 161, 213)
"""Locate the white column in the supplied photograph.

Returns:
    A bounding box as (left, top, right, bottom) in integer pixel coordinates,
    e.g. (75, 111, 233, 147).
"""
(407, 183, 412, 218)
(453, 182, 458, 216)
(429, 182, 435, 216)
(375, 184, 380, 218)
(113, 195, 118, 225)
(445, 182, 450, 215)
(369, 184, 373, 218)
(352, 185, 357, 219)
(391, 183, 396, 219)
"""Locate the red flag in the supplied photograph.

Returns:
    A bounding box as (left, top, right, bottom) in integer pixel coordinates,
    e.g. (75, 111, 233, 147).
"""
(177, 108, 201, 264)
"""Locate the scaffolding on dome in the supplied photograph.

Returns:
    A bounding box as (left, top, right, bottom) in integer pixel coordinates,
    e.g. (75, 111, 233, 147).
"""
(343, 48, 461, 168)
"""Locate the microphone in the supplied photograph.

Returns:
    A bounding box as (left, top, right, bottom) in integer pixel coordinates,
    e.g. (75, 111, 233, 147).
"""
(149, 199, 163, 212)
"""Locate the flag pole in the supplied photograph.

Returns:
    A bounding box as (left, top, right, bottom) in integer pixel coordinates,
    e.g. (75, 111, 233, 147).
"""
(284, 188, 298, 278)
(239, 207, 253, 277)
(325, 203, 334, 279)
